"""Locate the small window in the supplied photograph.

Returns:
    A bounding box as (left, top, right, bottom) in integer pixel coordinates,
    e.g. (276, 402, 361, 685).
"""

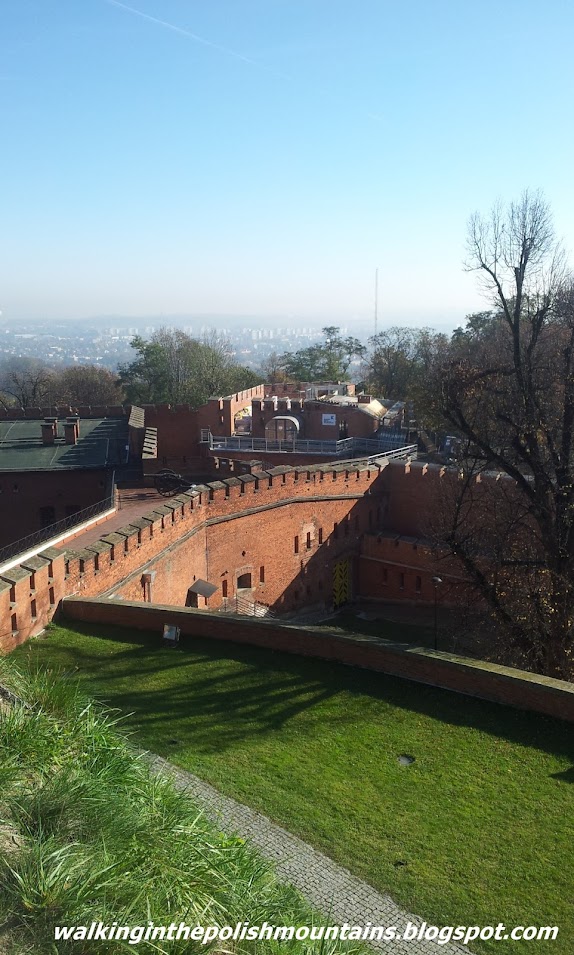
(399, 572, 405, 590)
(294, 536, 299, 554)
(39, 505, 56, 528)
(30, 599, 37, 620)
(318, 527, 323, 544)
(11, 613, 17, 633)
(306, 532, 312, 549)
(415, 575, 422, 594)
(222, 580, 228, 598)
(259, 566, 265, 583)
(49, 587, 55, 606)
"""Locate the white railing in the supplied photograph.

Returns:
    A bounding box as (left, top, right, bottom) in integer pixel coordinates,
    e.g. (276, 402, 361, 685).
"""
(206, 433, 416, 458)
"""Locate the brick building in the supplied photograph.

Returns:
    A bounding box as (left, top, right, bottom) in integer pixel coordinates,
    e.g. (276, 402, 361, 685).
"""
(0, 411, 128, 551)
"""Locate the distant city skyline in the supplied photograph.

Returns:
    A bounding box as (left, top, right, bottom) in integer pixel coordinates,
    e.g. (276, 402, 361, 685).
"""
(2, 1, 573, 326)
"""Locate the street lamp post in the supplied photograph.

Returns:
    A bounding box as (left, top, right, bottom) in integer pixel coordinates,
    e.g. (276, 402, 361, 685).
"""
(431, 576, 443, 651)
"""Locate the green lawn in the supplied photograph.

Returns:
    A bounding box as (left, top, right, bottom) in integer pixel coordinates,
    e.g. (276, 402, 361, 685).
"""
(13, 622, 574, 954)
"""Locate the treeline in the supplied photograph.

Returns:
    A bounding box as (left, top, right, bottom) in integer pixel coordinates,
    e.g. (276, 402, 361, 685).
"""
(0, 330, 260, 410)
(262, 324, 448, 409)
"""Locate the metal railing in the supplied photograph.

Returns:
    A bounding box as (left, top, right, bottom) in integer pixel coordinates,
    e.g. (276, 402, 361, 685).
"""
(0, 483, 116, 568)
(219, 594, 277, 618)
(206, 433, 416, 457)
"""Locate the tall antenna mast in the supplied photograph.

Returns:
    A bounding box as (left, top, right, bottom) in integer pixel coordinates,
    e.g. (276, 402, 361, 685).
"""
(374, 267, 379, 337)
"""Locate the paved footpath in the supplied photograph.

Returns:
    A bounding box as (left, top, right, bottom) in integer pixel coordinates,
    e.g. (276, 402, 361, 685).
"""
(147, 753, 471, 954)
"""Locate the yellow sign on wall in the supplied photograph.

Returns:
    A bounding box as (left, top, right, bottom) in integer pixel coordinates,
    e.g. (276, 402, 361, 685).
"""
(333, 558, 351, 607)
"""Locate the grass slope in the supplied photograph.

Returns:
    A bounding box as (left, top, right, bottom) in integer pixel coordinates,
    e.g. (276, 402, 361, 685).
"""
(12, 622, 574, 954)
(0, 661, 364, 955)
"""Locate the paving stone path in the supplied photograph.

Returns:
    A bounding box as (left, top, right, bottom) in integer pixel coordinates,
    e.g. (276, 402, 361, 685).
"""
(147, 753, 471, 955)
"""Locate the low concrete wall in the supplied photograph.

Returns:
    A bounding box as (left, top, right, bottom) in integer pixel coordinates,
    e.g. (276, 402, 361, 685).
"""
(61, 597, 574, 723)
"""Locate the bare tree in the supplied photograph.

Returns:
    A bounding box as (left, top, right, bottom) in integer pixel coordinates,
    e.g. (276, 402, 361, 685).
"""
(0, 358, 55, 409)
(431, 191, 574, 677)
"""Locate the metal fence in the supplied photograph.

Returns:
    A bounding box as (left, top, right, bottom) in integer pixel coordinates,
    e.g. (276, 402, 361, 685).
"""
(207, 433, 416, 457)
(0, 484, 116, 569)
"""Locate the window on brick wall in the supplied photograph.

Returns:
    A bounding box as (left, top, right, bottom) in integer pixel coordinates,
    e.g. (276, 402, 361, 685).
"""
(39, 505, 56, 527)
(222, 580, 228, 598)
(31, 599, 37, 620)
(237, 572, 252, 589)
(318, 527, 323, 544)
(49, 587, 55, 606)
(399, 572, 405, 590)
(415, 575, 422, 594)
(306, 532, 311, 549)
(294, 535, 299, 554)
(259, 566, 265, 583)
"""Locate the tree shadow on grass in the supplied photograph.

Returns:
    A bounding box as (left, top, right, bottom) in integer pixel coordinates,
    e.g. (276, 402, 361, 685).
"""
(18, 621, 574, 768)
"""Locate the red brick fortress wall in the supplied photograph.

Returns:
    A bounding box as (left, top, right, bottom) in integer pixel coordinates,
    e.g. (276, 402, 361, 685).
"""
(0, 459, 521, 654)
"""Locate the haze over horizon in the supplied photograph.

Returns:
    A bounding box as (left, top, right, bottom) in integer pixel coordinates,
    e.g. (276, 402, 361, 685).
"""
(2, 1, 573, 328)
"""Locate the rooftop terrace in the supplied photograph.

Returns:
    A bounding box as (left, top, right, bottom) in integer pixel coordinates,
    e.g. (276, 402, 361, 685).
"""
(0, 417, 128, 471)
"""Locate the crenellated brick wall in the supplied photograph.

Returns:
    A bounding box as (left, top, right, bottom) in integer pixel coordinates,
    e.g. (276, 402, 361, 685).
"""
(0, 459, 521, 655)
(0, 458, 387, 652)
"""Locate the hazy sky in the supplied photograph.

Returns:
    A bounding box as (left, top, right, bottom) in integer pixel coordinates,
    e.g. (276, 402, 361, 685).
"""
(2, 0, 573, 331)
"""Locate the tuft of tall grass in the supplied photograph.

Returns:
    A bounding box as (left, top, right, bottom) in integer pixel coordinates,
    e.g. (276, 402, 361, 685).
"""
(0, 659, 365, 955)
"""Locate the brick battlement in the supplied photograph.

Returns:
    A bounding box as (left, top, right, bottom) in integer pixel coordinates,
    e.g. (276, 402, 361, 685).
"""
(0, 457, 387, 652)
(0, 459, 515, 654)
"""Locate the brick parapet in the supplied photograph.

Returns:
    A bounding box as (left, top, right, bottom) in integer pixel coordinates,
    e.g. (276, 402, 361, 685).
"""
(0, 459, 507, 653)
(61, 597, 574, 723)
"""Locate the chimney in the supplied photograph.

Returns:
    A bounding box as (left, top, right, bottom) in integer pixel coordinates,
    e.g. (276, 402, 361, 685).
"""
(41, 417, 57, 445)
(41, 423, 55, 445)
(64, 420, 77, 445)
(66, 416, 80, 444)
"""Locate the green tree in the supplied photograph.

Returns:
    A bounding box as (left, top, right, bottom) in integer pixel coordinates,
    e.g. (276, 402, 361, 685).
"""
(118, 336, 172, 404)
(278, 327, 365, 382)
(119, 328, 261, 407)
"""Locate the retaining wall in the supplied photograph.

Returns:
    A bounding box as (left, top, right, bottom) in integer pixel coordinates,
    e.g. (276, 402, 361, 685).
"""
(61, 596, 574, 723)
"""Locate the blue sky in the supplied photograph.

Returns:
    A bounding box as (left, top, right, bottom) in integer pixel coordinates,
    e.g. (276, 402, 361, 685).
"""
(2, 0, 573, 331)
